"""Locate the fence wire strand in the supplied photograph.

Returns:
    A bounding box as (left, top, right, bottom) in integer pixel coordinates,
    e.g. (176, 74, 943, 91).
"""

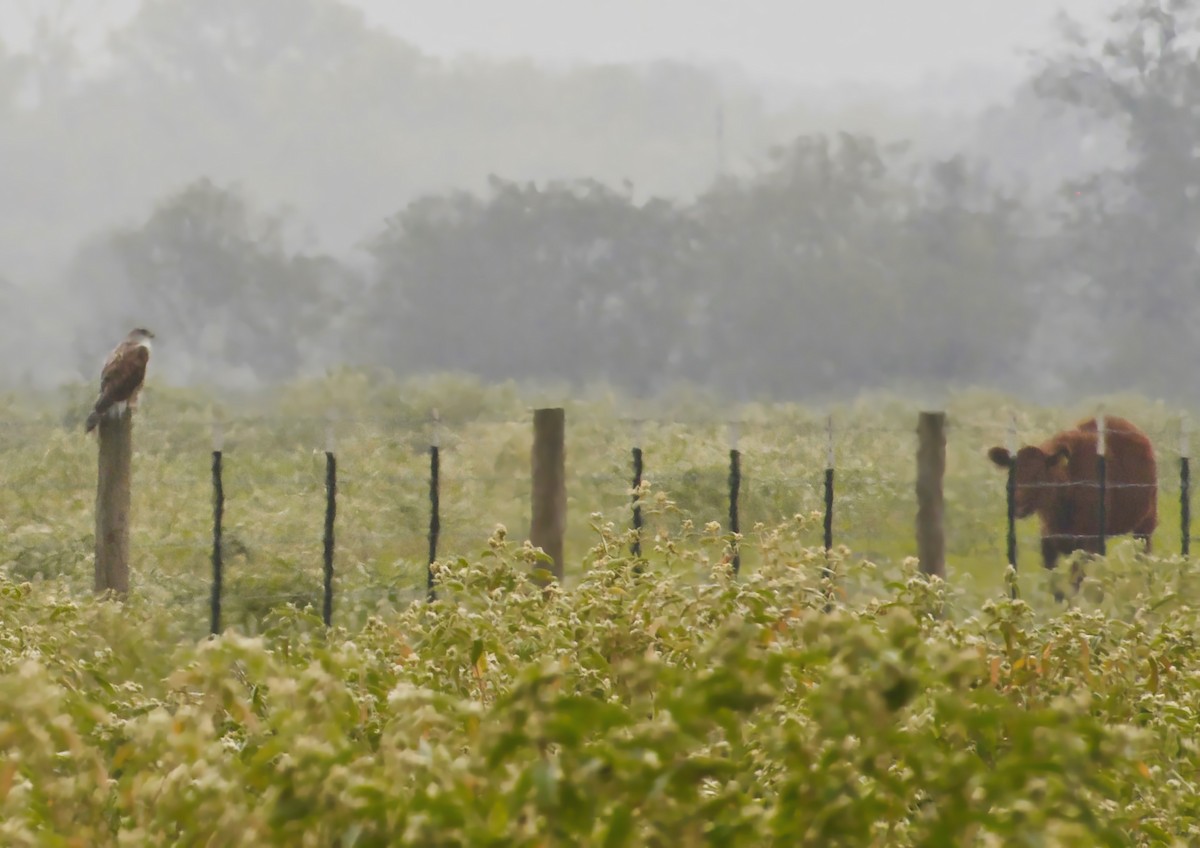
(2, 410, 1193, 628)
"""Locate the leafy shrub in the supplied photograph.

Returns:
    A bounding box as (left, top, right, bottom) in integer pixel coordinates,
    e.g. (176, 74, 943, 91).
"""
(0, 514, 1197, 845)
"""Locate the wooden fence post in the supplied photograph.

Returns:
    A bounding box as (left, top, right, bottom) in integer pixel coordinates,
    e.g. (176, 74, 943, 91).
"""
(916, 411, 946, 579)
(727, 421, 742, 575)
(530, 408, 566, 584)
(95, 408, 133, 596)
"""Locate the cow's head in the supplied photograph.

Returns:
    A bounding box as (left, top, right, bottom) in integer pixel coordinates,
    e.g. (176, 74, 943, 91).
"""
(987, 444, 1071, 518)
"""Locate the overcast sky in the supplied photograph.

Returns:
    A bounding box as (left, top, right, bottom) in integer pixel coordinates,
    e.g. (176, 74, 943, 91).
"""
(0, 0, 1109, 88)
(355, 0, 1108, 87)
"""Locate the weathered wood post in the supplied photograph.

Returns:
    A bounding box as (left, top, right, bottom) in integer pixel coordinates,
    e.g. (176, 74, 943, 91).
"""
(916, 411, 946, 579)
(530, 408, 566, 584)
(95, 408, 133, 596)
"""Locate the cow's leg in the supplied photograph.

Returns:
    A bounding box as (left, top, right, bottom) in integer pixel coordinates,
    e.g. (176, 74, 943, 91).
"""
(1132, 513, 1155, 555)
(1043, 537, 1068, 602)
(1069, 558, 1088, 593)
(1041, 537, 1060, 571)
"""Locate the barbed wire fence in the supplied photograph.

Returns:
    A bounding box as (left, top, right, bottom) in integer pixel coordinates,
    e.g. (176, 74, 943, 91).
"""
(0, 405, 1193, 635)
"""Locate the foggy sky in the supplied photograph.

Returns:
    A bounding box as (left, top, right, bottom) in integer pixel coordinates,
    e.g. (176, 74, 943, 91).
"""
(356, 0, 1105, 88)
(1, 0, 1106, 88)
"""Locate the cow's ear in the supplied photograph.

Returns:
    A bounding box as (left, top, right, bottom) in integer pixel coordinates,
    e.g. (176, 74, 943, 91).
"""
(987, 447, 1012, 468)
(1047, 446, 1070, 468)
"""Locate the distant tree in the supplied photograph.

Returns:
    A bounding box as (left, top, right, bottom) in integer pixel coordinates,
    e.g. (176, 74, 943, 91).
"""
(686, 134, 1034, 396)
(1035, 0, 1200, 395)
(0, 41, 24, 114)
(364, 177, 701, 393)
(0, 275, 29, 385)
(897, 155, 1035, 385)
(4, 1, 88, 108)
(109, 0, 419, 87)
(64, 179, 357, 384)
(359, 135, 1037, 400)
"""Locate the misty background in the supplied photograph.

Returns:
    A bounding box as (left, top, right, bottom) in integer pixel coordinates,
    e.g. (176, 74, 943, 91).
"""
(0, 0, 1192, 402)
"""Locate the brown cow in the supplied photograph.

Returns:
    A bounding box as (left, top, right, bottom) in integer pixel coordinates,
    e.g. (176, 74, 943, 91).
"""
(987, 416, 1157, 596)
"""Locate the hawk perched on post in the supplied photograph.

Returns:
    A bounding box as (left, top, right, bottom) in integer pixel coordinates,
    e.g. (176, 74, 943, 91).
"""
(85, 328, 155, 433)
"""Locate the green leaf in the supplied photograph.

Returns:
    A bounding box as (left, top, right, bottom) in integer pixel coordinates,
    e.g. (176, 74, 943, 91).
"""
(602, 803, 634, 848)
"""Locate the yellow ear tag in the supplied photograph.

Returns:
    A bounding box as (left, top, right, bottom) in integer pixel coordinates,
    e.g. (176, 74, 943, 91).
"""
(1054, 452, 1070, 468)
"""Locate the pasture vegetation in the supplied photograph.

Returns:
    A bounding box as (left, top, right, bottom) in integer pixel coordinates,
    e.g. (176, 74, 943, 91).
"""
(0, 372, 1198, 845)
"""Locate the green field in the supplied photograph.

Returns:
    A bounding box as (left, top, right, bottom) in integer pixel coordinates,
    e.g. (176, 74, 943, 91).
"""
(1, 373, 1198, 844)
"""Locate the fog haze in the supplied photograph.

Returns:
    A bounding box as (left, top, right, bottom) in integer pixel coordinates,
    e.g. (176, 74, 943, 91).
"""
(0, 0, 1190, 404)
(1, 0, 1104, 87)
(363, 0, 1108, 88)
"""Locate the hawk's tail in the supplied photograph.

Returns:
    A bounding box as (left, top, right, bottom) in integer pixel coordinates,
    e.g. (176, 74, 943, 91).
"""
(85, 397, 110, 433)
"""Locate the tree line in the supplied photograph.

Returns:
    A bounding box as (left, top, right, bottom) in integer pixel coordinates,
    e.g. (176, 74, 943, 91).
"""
(2, 0, 1196, 403)
(65, 139, 1037, 399)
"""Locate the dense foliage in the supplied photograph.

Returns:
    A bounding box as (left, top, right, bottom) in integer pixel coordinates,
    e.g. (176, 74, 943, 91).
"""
(361, 143, 1035, 397)
(1, 0, 1199, 402)
(0, 379, 1198, 843)
(1, 522, 1198, 844)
